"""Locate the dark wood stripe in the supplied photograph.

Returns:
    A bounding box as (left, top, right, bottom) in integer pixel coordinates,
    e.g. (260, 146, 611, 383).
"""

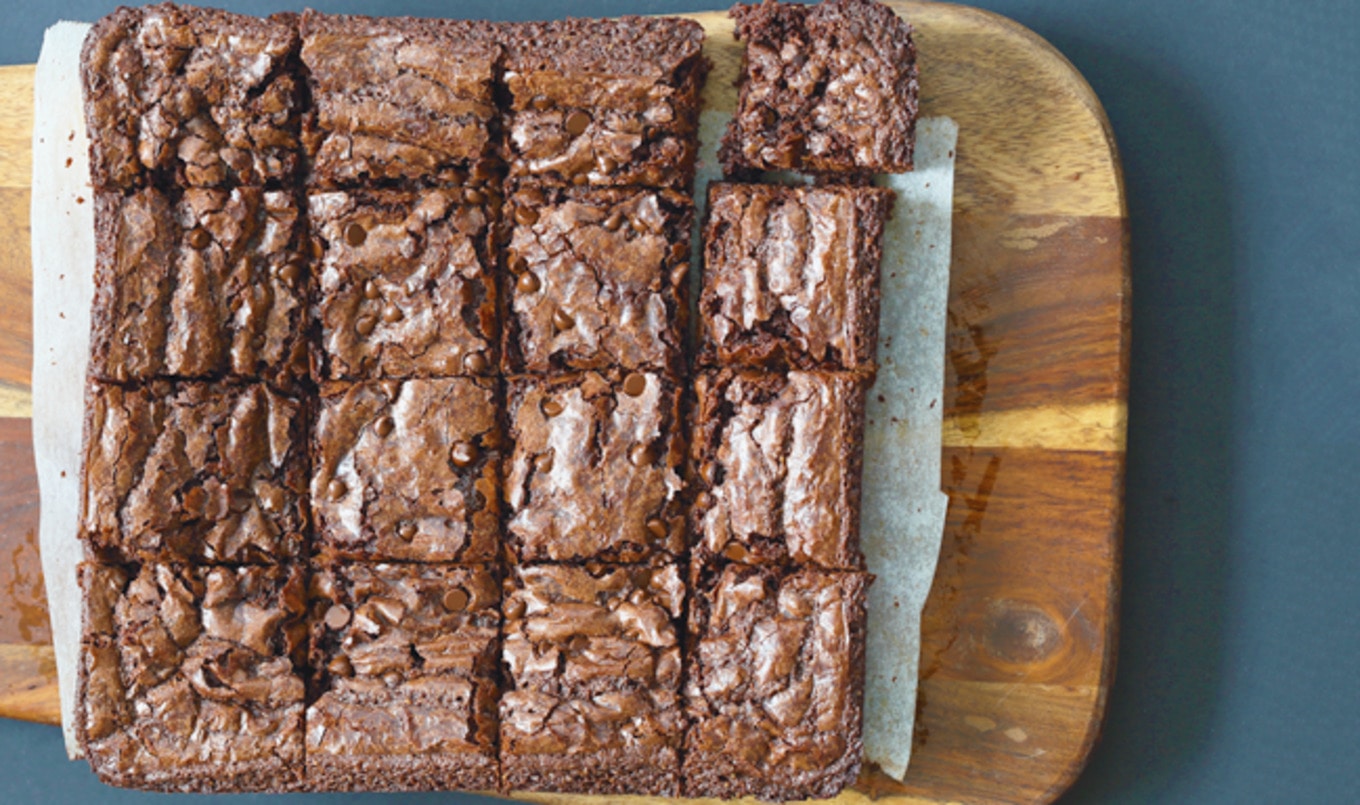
(0, 417, 46, 647)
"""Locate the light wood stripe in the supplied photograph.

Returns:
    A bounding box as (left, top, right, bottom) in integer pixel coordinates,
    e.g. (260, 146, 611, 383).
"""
(943, 401, 1127, 452)
(0, 643, 59, 725)
(0, 385, 32, 419)
(0, 65, 34, 191)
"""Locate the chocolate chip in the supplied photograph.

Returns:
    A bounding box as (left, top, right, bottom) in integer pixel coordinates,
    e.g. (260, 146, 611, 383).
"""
(514, 272, 542, 295)
(694, 492, 714, 510)
(670, 263, 690, 287)
(186, 227, 211, 250)
(463, 187, 485, 204)
(345, 222, 367, 246)
(571, 173, 589, 186)
(529, 95, 552, 111)
(324, 604, 351, 630)
(504, 596, 527, 620)
(622, 373, 648, 397)
(552, 309, 575, 332)
(565, 110, 591, 136)
(603, 212, 625, 232)
(327, 655, 353, 677)
(647, 518, 668, 540)
(442, 588, 470, 612)
(723, 543, 749, 562)
(398, 522, 417, 541)
(535, 452, 555, 473)
(463, 351, 489, 374)
(277, 262, 301, 284)
(328, 479, 348, 499)
(374, 416, 395, 437)
(381, 304, 404, 323)
(259, 486, 285, 514)
(629, 443, 654, 467)
(540, 398, 564, 418)
(515, 206, 539, 226)
(363, 280, 381, 299)
(510, 255, 529, 274)
(631, 216, 651, 234)
(450, 441, 479, 467)
(355, 316, 377, 336)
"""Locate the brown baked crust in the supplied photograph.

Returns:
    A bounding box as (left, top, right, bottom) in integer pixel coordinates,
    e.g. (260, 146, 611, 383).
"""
(310, 378, 501, 563)
(299, 11, 502, 189)
(81, 3, 302, 189)
(502, 186, 692, 376)
(720, 0, 918, 176)
(699, 182, 893, 372)
(682, 565, 870, 801)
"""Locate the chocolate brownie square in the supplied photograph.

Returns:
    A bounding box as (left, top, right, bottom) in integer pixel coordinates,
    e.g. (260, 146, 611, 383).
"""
(89, 187, 309, 390)
(503, 187, 692, 376)
(311, 377, 500, 563)
(78, 562, 308, 792)
(720, 0, 919, 176)
(502, 16, 707, 190)
(505, 372, 684, 564)
(306, 564, 500, 791)
(683, 565, 870, 801)
(309, 189, 498, 380)
(700, 182, 893, 372)
(79, 381, 309, 564)
(82, 3, 302, 189)
(300, 12, 501, 189)
(500, 563, 686, 795)
(690, 370, 867, 571)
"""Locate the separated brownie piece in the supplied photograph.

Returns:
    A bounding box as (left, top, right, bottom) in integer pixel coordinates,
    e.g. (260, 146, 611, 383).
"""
(683, 565, 869, 801)
(720, 0, 919, 176)
(80, 381, 308, 564)
(300, 12, 501, 189)
(78, 563, 308, 792)
(501, 563, 686, 795)
(311, 378, 500, 563)
(309, 189, 497, 380)
(700, 182, 893, 372)
(502, 16, 707, 190)
(505, 372, 684, 564)
(82, 3, 302, 189)
(690, 370, 867, 571)
(503, 187, 692, 376)
(306, 564, 500, 791)
(89, 187, 309, 390)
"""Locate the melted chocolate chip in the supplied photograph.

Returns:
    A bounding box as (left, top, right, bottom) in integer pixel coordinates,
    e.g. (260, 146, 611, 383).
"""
(622, 373, 648, 397)
(517, 272, 542, 294)
(344, 222, 367, 246)
(324, 604, 351, 630)
(186, 227, 211, 250)
(442, 588, 470, 612)
(565, 110, 592, 136)
(449, 441, 479, 468)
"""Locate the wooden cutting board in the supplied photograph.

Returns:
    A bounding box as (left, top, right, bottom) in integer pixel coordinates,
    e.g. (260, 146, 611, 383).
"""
(0, 2, 1128, 803)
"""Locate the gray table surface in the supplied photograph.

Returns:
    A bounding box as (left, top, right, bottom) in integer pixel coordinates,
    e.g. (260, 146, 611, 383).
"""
(4, 1, 1359, 802)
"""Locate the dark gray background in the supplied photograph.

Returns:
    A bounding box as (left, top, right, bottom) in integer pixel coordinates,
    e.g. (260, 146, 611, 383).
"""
(4, 0, 1359, 802)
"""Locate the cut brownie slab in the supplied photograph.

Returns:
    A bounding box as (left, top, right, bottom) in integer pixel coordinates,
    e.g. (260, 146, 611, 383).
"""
(683, 565, 869, 801)
(505, 371, 684, 564)
(306, 564, 500, 791)
(79, 381, 309, 564)
(500, 563, 687, 795)
(720, 0, 919, 176)
(503, 186, 691, 376)
(89, 187, 309, 390)
(700, 182, 893, 372)
(300, 12, 501, 189)
(81, 3, 302, 189)
(690, 370, 867, 571)
(78, 562, 308, 792)
(311, 378, 500, 563)
(309, 189, 498, 381)
(502, 16, 707, 190)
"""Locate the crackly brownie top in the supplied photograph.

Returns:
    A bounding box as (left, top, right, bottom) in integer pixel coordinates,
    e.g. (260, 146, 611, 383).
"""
(505, 371, 684, 563)
(81, 3, 302, 188)
(300, 11, 501, 187)
(503, 16, 703, 79)
(720, 0, 919, 175)
(504, 187, 691, 375)
(700, 182, 892, 371)
(311, 378, 500, 563)
(309, 189, 497, 380)
(80, 381, 309, 565)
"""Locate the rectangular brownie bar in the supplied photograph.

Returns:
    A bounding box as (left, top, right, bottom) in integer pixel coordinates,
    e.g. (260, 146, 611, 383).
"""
(78, 562, 308, 792)
(500, 563, 687, 795)
(79, 381, 309, 565)
(690, 369, 868, 571)
(81, 3, 302, 189)
(700, 182, 893, 372)
(502, 186, 692, 376)
(89, 186, 310, 390)
(505, 371, 684, 564)
(306, 563, 500, 791)
(720, 0, 919, 176)
(311, 377, 501, 563)
(501, 16, 707, 190)
(309, 188, 498, 380)
(683, 565, 870, 801)
(300, 12, 501, 189)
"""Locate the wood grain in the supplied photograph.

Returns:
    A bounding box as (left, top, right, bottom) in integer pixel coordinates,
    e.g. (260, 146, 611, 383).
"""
(0, 3, 1127, 804)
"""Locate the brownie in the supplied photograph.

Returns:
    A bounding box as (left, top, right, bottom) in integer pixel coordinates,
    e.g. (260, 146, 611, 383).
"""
(503, 187, 692, 376)
(683, 565, 869, 801)
(720, 0, 919, 176)
(690, 370, 867, 571)
(309, 189, 498, 381)
(300, 12, 501, 189)
(501, 16, 707, 190)
(311, 378, 500, 563)
(79, 381, 309, 564)
(505, 371, 684, 564)
(306, 564, 500, 791)
(700, 182, 892, 372)
(81, 3, 302, 189)
(89, 187, 309, 390)
(78, 562, 308, 792)
(500, 563, 686, 795)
